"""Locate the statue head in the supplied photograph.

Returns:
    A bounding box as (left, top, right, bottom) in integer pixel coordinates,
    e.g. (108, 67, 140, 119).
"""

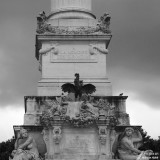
(124, 127, 134, 137)
(75, 73, 79, 78)
(20, 128, 28, 138)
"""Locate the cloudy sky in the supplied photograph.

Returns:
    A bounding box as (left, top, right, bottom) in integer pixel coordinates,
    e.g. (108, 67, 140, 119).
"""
(0, 0, 160, 142)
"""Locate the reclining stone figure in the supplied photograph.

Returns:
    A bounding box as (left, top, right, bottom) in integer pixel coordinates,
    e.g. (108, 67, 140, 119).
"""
(112, 127, 152, 160)
(10, 128, 40, 160)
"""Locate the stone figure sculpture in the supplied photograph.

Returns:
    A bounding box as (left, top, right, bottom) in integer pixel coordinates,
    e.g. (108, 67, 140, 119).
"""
(39, 44, 58, 55)
(89, 44, 109, 55)
(10, 128, 40, 160)
(97, 13, 111, 33)
(61, 73, 96, 100)
(36, 11, 50, 34)
(112, 127, 152, 160)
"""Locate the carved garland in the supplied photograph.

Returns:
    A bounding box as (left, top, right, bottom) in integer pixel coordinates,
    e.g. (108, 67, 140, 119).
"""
(36, 13, 111, 35)
(40, 98, 118, 128)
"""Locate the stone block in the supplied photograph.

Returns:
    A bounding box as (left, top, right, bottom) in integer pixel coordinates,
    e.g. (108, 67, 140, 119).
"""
(24, 114, 41, 125)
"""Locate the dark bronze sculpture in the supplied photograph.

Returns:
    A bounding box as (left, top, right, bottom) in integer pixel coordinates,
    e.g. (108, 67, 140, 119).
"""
(61, 73, 96, 100)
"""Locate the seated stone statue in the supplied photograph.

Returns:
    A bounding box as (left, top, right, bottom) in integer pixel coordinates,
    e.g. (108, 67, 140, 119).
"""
(10, 128, 40, 160)
(112, 127, 152, 160)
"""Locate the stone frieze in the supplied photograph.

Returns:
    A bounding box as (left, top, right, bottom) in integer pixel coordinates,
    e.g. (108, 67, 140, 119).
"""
(39, 97, 119, 128)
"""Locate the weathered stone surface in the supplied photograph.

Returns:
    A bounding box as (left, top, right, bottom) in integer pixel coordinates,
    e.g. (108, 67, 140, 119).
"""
(11, 1, 145, 160)
(36, 37, 112, 96)
(23, 96, 129, 127)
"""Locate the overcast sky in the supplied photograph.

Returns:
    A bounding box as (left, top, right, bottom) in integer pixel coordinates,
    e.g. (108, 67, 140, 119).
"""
(0, 0, 160, 142)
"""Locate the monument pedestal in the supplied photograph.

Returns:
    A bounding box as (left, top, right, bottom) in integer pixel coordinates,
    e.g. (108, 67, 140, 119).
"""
(15, 96, 130, 159)
(36, 34, 112, 96)
(12, 1, 145, 160)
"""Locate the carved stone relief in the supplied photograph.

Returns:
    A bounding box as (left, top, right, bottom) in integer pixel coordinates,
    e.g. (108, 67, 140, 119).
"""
(99, 127, 107, 145)
(62, 133, 97, 156)
(53, 127, 62, 144)
(38, 42, 59, 71)
(41, 129, 50, 154)
(40, 97, 119, 128)
(52, 127, 62, 154)
(36, 12, 111, 35)
(97, 13, 111, 34)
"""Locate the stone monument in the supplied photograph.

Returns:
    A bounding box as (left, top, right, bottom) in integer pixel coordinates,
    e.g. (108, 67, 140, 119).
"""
(12, 1, 152, 160)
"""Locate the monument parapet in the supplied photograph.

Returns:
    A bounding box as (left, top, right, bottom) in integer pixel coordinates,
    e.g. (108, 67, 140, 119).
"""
(11, 0, 152, 160)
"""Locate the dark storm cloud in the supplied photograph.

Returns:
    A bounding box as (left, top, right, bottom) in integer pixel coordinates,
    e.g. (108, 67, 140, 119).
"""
(0, 0, 49, 106)
(98, 0, 160, 108)
(111, 67, 160, 108)
(0, 0, 160, 109)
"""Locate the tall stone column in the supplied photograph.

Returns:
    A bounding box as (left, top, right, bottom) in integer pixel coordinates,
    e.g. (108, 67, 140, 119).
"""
(51, 0, 92, 12)
(50, 0, 94, 19)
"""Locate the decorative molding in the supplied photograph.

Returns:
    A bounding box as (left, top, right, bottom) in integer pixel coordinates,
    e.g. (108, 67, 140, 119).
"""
(37, 25, 111, 35)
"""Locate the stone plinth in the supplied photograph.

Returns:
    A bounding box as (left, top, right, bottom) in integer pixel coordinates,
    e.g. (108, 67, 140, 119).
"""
(11, 1, 145, 160)
(14, 95, 132, 159)
(36, 34, 112, 96)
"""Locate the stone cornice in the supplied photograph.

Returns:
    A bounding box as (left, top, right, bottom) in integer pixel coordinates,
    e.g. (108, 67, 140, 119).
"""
(36, 34, 112, 40)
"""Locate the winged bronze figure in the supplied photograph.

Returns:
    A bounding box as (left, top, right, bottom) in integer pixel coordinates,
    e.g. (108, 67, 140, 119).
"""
(61, 73, 96, 99)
